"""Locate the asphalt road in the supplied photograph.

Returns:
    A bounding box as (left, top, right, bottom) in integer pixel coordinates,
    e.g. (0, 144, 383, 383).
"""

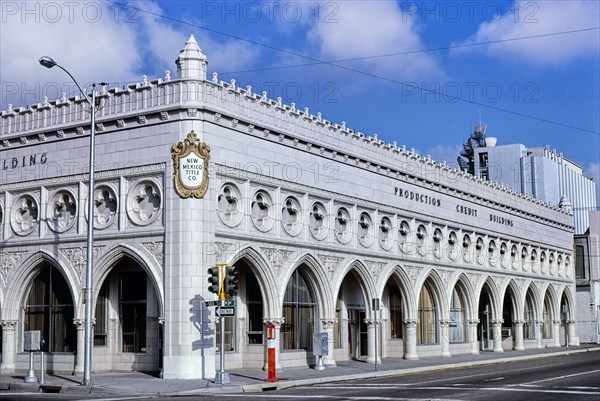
(0, 352, 598, 401)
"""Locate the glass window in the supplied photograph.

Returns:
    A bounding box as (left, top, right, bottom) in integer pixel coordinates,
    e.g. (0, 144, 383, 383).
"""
(449, 288, 466, 343)
(94, 281, 109, 346)
(542, 296, 552, 338)
(575, 245, 585, 279)
(417, 283, 437, 344)
(119, 271, 147, 353)
(523, 293, 535, 340)
(23, 264, 76, 352)
(282, 270, 316, 350)
(389, 285, 403, 340)
(334, 298, 342, 348)
(246, 272, 263, 345)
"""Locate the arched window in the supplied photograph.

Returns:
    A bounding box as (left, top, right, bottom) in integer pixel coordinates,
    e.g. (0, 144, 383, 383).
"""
(246, 271, 264, 345)
(524, 292, 535, 340)
(23, 263, 76, 352)
(120, 270, 147, 353)
(542, 295, 552, 338)
(282, 269, 316, 350)
(389, 285, 403, 340)
(417, 282, 437, 344)
(449, 288, 466, 343)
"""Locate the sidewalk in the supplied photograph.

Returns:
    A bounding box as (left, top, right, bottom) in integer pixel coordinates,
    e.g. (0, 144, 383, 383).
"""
(1, 345, 598, 396)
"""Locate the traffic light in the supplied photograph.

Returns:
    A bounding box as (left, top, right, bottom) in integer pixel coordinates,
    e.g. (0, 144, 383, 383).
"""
(207, 266, 221, 295)
(226, 266, 238, 297)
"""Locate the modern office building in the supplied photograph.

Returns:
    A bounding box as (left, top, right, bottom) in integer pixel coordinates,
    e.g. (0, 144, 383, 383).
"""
(457, 125, 597, 235)
(575, 211, 600, 343)
(0, 36, 578, 380)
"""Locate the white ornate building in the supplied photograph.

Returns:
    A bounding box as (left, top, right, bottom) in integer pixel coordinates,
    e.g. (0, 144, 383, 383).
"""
(0, 36, 578, 380)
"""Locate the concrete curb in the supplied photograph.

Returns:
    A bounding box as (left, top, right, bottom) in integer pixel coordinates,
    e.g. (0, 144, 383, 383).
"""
(241, 347, 600, 392)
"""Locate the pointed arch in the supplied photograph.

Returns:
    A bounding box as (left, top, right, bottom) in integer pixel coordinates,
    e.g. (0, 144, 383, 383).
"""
(332, 258, 376, 307)
(228, 245, 281, 316)
(559, 285, 576, 320)
(94, 243, 164, 318)
(19, 256, 78, 352)
(477, 276, 501, 319)
(416, 270, 448, 319)
(502, 279, 521, 320)
(543, 284, 559, 321)
(381, 265, 417, 320)
(450, 273, 477, 319)
(284, 252, 334, 317)
(3, 250, 77, 321)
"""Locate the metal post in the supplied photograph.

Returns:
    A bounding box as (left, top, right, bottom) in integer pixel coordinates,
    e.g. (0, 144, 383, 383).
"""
(372, 298, 380, 371)
(38, 58, 99, 387)
(485, 305, 490, 350)
(39, 350, 45, 384)
(215, 299, 230, 384)
(82, 84, 96, 387)
(374, 308, 378, 372)
(24, 352, 37, 383)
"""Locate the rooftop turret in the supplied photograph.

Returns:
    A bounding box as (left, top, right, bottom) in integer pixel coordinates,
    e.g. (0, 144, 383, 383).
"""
(176, 34, 208, 80)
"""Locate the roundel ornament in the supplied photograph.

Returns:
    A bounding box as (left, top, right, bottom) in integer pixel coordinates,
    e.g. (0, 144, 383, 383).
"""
(171, 130, 211, 198)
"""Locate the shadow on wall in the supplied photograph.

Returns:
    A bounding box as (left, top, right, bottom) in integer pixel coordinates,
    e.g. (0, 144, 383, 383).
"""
(190, 294, 214, 350)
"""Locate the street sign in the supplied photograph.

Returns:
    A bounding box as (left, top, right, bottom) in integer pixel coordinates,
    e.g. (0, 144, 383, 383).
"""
(215, 307, 235, 317)
(205, 300, 236, 307)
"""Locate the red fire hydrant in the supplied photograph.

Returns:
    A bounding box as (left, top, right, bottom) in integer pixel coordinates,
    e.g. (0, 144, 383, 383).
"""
(265, 323, 278, 382)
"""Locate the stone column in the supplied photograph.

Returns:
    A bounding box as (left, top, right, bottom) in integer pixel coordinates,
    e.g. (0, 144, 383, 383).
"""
(349, 316, 357, 359)
(467, 319, 480, 355)
(320, 319, 337, 367)
(365, 319, 381, 364)
(439, 319, 451, 357)
(262, 318, 284, 371)
(491, 320, 504, 352)
(513, 320, 525, 350)
(73, 319, 86, 373)
(0, 320, 18, 371)
(567, 320, 579, 346)
(552, 320, 562, 347)
(162, 130, 217, 380)
(535, 320, 543, 349)
(403, 319, 419, 360)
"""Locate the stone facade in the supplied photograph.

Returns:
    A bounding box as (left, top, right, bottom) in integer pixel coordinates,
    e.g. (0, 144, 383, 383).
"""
(0, 36, 577, 380)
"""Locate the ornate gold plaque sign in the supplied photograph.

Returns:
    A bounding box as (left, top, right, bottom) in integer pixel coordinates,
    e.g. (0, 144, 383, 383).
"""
(171, 130, 210, 198)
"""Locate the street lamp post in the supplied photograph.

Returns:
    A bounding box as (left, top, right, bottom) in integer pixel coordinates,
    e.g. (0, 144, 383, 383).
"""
(39, 56, 100, 386)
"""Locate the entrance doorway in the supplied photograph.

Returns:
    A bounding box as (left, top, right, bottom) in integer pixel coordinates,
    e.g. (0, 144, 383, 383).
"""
(478, 288, 492, 351)
(348, 309, 368, 359)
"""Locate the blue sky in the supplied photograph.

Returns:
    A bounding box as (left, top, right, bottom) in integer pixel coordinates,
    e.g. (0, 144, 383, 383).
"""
(1, 0, 599, 201)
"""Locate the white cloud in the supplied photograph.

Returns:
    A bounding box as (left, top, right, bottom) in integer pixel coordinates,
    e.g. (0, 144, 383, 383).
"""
(585, 162, 600, 205)
(0, 1, 259, 109)
(1, 1, 142, 106)
(306, 1, 443, 81)
(426, 144, 462, 166)
(452, 1, 600, 65)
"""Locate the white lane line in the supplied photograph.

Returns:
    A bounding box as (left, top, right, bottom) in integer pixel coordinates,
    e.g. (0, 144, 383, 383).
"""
(518, 369, 600, 385)
(569, 386, 600, 390)
(213, 395, 466, 401)
(75, 397, 154, 401)
(483, 377, 505, 382)
(411, 385, 600, 395)
(315, 383, 411, 387)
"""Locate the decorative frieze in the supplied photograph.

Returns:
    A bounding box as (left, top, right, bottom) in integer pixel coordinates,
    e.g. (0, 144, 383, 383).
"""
(61, 246, 104, 282)
(365, 260, 386, 285)
(142, 242, 164, 269)
(261, 247, 293, 277)
(319, 255, 343, 280)
(0, 251, 26, 282)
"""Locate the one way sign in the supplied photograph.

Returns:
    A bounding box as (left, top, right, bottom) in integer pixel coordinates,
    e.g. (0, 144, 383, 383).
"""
(215, 306, 235, 317)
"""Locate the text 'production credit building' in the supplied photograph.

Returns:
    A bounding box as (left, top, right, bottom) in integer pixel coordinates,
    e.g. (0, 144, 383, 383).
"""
(0, 37, 578, 379)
